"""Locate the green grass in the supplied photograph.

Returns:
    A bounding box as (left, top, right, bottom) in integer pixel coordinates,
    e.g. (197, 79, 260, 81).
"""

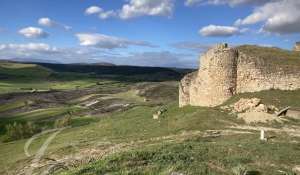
(0, 79, 100, 94)
(238, 45, 300, 66)
(0, 102, 236, 171)
(0, 60, 300, 174)
(237, 45, 300, 73)
(224, 89, 300, 109)
(0, 64, 51, 79)
(0, 100, 33, 113)
(0, 62, 36, 69)
(112, 90, 145, 103)
(59, 134, 300, 175)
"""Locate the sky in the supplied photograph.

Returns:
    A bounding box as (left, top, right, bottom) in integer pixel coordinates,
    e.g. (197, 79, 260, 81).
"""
(0, 0, 299, 68)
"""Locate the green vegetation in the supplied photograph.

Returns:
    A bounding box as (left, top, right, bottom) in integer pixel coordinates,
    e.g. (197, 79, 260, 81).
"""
(237, 45, 300, 72)
(0, 100, 33, 113)
(224, 89, 300, 109)
(60, 134, 300, 175)
(4, 121, 40, 142)
(0, 60, 299, 175)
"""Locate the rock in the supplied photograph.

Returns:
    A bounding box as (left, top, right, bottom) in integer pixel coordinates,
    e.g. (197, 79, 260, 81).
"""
(268, 105, 279, 112)
(153, 114, 159, 120)
(233, 98, 261, 113)
(179, 43, 300, 107)
(253, 104, 268, 113)
(238, 112, 282, 124)
(293, 165, 300, 175)
(153, 108, 167, 120)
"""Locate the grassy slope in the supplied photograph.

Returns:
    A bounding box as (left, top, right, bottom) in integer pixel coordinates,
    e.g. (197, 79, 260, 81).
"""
(237, 45, 300, 73)
(0, 62, 99, 94)
(1, 88, 300, 174)
(56, 89, 300, 175)
(0, 59, 300, 174)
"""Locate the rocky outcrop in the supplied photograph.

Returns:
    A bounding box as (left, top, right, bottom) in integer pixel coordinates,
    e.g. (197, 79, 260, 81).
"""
(179, 43, 300, 107)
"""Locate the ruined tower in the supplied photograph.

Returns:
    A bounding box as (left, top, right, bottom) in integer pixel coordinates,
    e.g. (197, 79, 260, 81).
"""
(179, 44, 300, 107)
(294, 42, 300, 52)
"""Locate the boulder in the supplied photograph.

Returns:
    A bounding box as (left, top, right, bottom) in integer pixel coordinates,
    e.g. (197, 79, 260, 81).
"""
(233, 98, 261, 113)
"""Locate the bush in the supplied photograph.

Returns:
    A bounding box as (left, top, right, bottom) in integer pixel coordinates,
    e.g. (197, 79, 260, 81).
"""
(54, 115, 72, 128)
(4, 121, 40, 141)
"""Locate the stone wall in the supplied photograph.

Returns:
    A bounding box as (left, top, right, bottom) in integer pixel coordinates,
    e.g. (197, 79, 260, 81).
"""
(294, 42, 300, 52)
(179, 44, 300, 107)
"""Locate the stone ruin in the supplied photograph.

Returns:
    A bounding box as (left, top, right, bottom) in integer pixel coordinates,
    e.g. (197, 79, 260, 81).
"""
(294, 42, 300, 52)
(179, 43, 300, 107)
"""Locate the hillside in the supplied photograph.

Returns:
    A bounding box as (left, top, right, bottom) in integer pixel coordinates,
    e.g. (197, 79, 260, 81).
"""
(237, 45, 300, 73)
(0, 56, 299, 175)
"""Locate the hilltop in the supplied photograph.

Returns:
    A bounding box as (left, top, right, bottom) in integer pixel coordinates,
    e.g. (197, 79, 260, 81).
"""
(180, 44, 300, 107)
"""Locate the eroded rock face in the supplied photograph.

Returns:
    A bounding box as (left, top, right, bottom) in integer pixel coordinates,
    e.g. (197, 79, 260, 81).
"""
(179, 43, 300, 107)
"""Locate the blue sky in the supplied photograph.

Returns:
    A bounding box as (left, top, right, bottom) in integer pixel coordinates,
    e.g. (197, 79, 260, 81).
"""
(0, 0, 299, 68)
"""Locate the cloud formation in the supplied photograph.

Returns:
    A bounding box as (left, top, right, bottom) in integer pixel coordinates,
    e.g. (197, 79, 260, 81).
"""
(0, 43, 58, 53)
(76, 33, 156, 49)
(235, 0, 300, 34)
(38, 17, 71, 31)
(85, 6, 117, 19)
(199, 25, 240, 37)
(119, 0, 174, 19)
(85, 6, 103, 15)
(18, 27, 48, 38)
(0, 42, 196, 68)
(185, 0, 271, 7)
(85, 0, 174, 20)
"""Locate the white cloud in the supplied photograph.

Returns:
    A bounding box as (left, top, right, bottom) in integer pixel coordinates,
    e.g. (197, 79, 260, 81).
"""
(199, 25, 240, 37)
(76, 33, 156, 49)
(185, 0, 271, 7)
(38, 17, 71, 31)
(38, 18, 54, 27)
(235, 0, 300, 34)
(85, 6, 103, 15)
(85, 6, 117, 20)
(0, 43, 195, 68)
(99, 10, 117, 19)
(85, 0, 175, 20)
(18, 27, 48, 38)
(119, 0, 174, 19)
(0, 43, 58, 53)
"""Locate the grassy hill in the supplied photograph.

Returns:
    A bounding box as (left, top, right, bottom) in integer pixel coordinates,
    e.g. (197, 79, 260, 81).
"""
(0, 58, 299, 175)
(237, 45, 300, 73)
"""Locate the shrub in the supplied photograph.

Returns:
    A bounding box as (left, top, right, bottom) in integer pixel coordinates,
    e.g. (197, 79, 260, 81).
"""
(4, 121, 40, 141)
(54, 115, 72, 128)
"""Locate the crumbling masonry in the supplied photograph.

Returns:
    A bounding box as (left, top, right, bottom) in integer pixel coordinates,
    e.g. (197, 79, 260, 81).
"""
(179, 44, 300, 107)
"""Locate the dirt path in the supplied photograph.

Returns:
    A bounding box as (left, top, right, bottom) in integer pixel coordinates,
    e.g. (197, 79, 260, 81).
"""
(15, 129, 252, 175)
(229, 125, 300, 137)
